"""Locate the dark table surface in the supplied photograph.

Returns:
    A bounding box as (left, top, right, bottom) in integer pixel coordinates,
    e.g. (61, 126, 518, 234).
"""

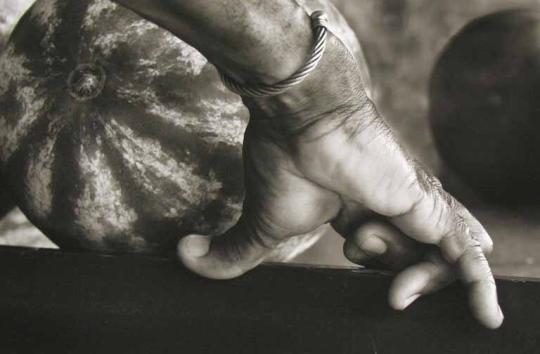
(0, 246, 539, 353)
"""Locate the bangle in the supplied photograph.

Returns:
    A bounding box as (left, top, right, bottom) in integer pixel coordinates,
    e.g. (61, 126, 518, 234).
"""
(219, 11, 329, 97)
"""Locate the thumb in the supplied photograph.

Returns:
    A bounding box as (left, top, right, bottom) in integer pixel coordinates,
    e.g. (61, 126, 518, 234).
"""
(177, 215, 277, 280)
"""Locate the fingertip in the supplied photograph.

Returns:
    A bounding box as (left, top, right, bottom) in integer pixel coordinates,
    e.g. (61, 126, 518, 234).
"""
(457, 204, 493, 254)
(388, 260, 452, 311)
(177, 234, 214, 278)
(402, 294, 421, 310)
(469, 281, 504, 329)
(388, 270, 420, 311)
(388, 279, 402, 310)
(477, 307, 504, 330)
(177, 233, 258, 280)
(358, 234, 388, 256)
(344, 232, 387, 260)
(389, 289, 420, 311)
(496, 305, 505, 328)
(350, 224, 390, 256)
(488, 305, 504, 329)
(178, 234, 211, 260)
(483, 236, 494, 255)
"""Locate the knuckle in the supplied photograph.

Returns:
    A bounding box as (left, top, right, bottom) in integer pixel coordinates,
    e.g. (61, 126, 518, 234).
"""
(454, 202, 494, 254)
(395, 166, 452, 240)
(454, 214, 471, 235)
(464, 244, 488, 263)
(459, 244, 494, 284)
(440, 215, 477, 262)
(413, 162, 443, 194)
(393, 175, 427, 219)
(484, 237, 494, 254)
(477, 232, 494, 254)
(405, 173, 427, 207)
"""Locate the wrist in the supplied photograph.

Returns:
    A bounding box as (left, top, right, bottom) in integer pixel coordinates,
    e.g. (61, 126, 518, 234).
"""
(246, 33, 370, 123)
(213, 6, 314, 85)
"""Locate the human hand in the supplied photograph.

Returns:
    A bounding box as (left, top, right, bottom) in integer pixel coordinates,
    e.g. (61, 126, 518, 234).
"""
(176, 27, 503, 329)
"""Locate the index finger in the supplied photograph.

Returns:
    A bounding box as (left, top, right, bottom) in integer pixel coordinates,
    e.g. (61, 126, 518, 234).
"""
(390, 168, 503, 329)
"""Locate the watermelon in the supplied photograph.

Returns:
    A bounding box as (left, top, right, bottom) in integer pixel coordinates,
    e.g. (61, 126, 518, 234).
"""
(0, 0, 366, 257)
(430, 9, 540, 205)
(0, 0, 35, 219)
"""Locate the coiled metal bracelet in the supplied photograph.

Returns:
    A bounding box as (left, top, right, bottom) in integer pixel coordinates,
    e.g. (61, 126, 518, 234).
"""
(220, 10, 329, 97)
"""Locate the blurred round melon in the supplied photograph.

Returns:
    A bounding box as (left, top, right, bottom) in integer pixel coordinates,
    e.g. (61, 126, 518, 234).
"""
(430, 9, 540, 205)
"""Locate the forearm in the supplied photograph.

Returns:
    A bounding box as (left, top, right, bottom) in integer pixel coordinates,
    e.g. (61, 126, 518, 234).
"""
(112, 0, 313, 84)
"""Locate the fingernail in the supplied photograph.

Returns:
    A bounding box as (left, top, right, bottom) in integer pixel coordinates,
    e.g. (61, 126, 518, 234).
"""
(181, 235, 210, 258)
(402, 294, 421, 310)
(360, 235, 387, 256)
(498, 305, 505, 323)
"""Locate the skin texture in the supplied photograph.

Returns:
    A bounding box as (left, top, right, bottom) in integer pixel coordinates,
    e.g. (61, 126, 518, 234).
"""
(112, 0, 503, 329)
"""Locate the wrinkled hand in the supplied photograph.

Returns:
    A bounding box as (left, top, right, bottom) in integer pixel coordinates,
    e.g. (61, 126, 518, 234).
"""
(177, 33, 503, 329)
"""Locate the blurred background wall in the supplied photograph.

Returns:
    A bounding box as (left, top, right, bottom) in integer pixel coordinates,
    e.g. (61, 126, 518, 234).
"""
(335, 0, 540, 172)
(2, 0, 540, 277)
(0, 0, 33, 47)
